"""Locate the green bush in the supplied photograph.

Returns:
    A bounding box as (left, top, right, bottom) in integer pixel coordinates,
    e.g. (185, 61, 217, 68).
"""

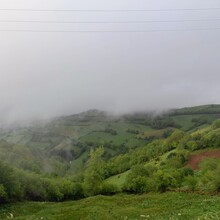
(59, 180, 84, 200)
(124, 165, 155, 193)
(43, 179, 63, 201)
(18, 172, 47, 201)
(212, 119, 220, 129)
(100, 183, 119, 195)
(0, 184, 8, 203)
(184, 175, 197, 191)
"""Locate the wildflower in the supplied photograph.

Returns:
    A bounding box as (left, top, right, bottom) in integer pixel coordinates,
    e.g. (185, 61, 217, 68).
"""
(7, 213, 13, 219)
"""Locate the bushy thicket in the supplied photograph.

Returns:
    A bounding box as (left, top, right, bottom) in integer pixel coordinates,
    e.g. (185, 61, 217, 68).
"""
(121, 120, 220, 194)
(0, 162, 84, 203)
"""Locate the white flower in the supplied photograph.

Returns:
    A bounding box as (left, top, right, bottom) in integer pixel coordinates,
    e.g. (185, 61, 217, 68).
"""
(7, 213, 13, 219)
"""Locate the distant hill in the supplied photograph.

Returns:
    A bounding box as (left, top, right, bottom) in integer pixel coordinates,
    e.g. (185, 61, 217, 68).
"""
(0, 104, 220, 175)
(170, 104, 220, 115)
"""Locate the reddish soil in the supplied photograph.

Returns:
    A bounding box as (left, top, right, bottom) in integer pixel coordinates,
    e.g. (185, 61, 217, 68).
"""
(187, 149, 220, 170)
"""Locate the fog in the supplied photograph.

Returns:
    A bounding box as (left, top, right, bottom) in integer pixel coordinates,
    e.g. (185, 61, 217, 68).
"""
(0, 0, 220, 124)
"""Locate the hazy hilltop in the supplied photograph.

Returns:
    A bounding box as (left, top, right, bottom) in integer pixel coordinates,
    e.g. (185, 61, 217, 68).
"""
(0, 104, 220, 175)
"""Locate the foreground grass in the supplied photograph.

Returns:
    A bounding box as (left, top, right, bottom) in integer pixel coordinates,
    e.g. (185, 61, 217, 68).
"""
(1, 192, 220, 220)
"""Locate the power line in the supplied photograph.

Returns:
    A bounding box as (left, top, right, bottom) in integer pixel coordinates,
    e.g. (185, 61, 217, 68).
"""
(0, 18, 220, 23)
(0, 27, 220, 33)
(0, 8, 220, 12)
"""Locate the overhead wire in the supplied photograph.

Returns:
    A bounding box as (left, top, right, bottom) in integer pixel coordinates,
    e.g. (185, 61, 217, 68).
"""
(0, 27, 220, 33)
(0, 18, 220, 23)
(1, 7, 220, 33)
(0, 8, 220, 12)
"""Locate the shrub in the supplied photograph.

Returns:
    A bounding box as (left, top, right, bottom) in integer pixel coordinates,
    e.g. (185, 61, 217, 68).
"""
(212, 119, 220, 129)
(184, 175, 197, 191)
(43, 179, 63, 201)
(0, 184, 8, 203)
(100, 183, 119, 195)
(19, 173, 47, 201)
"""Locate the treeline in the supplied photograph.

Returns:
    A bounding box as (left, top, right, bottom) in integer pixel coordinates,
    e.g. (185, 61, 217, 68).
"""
(124, 113, 179, 129)
(0, 162, 84, 203)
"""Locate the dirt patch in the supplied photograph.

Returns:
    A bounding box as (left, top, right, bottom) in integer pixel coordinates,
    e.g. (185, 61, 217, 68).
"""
(187, 149, 220, 170)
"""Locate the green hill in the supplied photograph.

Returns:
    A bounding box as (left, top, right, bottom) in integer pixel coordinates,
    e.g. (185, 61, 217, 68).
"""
(0, 105, 219, 176)
(171, 104, 220, 115)
(1, 104, 220, 206)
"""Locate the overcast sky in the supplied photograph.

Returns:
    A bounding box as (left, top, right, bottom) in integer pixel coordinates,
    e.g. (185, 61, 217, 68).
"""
(0, 0, 220, 124)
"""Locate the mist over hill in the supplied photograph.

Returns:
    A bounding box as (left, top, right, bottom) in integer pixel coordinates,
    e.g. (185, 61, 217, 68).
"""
(1, 104, 220, 170)
(1, 0, 220, 218)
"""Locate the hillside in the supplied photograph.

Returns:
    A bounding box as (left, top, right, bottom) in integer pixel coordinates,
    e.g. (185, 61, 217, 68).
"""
(171, 104, 220, 115)
(0, 105, 220, 176)
(1, 104, 220, 206)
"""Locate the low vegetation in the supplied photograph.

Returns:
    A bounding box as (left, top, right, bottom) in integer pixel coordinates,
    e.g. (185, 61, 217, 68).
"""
(1, 192, 220, 219)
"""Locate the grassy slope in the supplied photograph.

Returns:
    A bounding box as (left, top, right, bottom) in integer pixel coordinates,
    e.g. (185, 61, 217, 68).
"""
(0, 121, 152, 150)
(171, 114, 219, 131)
(105, 170, 130, 187)
(1, 192, 220, 220)
(173, 104, 220, 115)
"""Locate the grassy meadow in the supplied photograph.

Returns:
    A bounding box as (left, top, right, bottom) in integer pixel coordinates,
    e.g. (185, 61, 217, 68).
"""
(1, 192, 220, 220)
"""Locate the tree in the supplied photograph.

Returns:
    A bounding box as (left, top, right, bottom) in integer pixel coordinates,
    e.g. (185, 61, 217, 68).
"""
(0, 162, 22, 202)
(83, 147, 105, 196)
(154, 169, 173, 192)
(124, 164, 155, 193)
(18, 172, 47, 201)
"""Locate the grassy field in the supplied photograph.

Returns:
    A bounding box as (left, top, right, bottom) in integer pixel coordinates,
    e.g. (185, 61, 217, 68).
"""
(105, 170, 130, 187)
(1, 192, 220, 220)
(171, 113, 220, 131)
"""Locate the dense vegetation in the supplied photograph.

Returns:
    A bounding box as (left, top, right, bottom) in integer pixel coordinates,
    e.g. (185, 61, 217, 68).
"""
(1, 105, 220, 214)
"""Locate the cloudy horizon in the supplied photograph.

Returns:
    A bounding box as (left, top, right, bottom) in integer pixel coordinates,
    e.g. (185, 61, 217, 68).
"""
(0, 0, 220, 124)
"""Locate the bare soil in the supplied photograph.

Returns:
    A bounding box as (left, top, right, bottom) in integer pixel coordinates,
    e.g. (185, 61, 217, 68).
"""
(187, 149, 220, 170)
